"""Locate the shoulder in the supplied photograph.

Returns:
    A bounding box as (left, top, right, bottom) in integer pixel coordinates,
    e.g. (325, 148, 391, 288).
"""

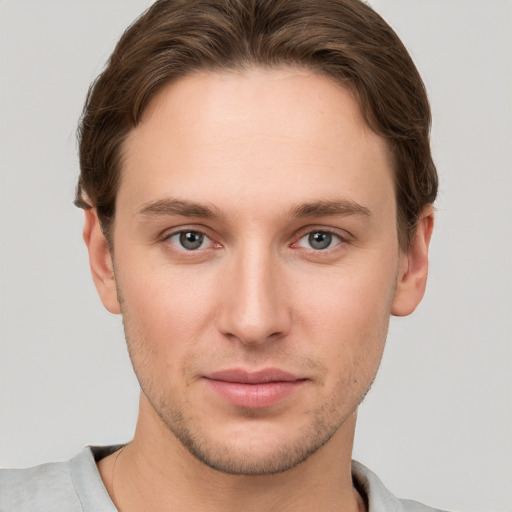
(0, 446, 118, 512)
(352, 460, 450, 512)
(0, 457, 81, 511)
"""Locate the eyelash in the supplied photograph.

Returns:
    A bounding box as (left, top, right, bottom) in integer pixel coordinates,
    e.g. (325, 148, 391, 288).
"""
(293, 230, 345, 251)
(163, 229, 219, 252)
(162, 226, 350, 255)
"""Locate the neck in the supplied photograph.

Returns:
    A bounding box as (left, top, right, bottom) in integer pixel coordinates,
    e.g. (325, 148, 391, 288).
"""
(98, 395, 364, 512)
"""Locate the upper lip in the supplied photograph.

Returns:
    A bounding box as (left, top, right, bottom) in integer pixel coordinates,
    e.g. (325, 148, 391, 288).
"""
(205, 368, 303, 384)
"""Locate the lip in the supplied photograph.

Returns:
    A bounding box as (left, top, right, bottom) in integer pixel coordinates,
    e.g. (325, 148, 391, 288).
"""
(203, 368, 307, 409)
(206, 368, 301, 384)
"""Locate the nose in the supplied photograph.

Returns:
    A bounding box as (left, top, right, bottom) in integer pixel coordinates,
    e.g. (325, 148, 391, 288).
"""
(217, 244, 291, 346)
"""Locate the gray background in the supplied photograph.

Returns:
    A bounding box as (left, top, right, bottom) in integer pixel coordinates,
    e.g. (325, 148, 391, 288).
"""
(1, 1, 511, 511)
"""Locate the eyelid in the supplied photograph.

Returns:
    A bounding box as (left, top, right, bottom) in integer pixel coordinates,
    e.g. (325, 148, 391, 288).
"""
(158, 224, 352, 253)
(296, 231, 342, 249)
(291, 225, 353, 245)
(161, 225, 221, 250)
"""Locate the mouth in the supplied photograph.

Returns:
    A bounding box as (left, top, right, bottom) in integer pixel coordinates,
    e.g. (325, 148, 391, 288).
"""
(203, 368, 307, 409)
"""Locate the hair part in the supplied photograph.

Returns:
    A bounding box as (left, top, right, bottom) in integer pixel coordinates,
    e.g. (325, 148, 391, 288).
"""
(76, 0, 438, 250)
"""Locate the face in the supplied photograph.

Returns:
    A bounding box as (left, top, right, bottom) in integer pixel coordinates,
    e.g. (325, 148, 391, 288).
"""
(87, 67, 428, 475)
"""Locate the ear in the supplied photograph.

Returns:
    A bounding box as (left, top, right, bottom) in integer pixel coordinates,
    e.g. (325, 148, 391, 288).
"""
(391, 205, 435, 317)
(83, 208, 121, 314)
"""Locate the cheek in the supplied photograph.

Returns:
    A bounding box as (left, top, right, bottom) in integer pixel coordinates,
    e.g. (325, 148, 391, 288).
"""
(115, 256, 220, 366)
(292, 259, 396, 370)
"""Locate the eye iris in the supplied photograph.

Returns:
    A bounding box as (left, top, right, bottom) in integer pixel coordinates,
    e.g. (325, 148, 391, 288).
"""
(308, 231, 332, 250)
(179, 231, 204, 250)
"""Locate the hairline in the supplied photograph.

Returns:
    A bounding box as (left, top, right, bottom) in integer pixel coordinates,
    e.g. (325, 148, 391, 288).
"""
(101, 64, 408, 251)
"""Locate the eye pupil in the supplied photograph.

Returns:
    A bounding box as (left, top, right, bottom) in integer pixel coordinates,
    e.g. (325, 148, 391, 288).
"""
(308, 231, 332, 250)
(179, 231, 204, 250)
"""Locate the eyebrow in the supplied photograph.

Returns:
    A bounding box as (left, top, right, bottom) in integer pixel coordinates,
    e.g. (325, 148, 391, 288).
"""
(291, 199, 372, 218)
(137, 199, 221, 219)
(136, 197, 371, 220)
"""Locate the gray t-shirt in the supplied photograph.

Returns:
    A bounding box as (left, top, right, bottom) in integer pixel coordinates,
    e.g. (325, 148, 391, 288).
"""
(0, 446, 447, 511)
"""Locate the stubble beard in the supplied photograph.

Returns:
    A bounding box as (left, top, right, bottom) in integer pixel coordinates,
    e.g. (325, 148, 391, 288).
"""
(117, 277, 391, 477)
(122, 320, 383, 477)
(142, 376, 371, 476)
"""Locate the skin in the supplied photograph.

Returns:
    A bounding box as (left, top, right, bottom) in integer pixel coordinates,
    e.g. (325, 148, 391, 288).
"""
(84, 67, 434, 512)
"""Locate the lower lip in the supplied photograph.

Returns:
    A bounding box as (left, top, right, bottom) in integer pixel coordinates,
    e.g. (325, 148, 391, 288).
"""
(205, 379, 305, 409)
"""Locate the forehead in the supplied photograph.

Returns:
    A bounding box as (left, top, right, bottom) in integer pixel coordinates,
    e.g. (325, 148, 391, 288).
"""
(118, 67, 395, 217)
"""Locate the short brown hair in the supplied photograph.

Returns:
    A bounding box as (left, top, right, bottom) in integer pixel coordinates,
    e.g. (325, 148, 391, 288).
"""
(76, 0, 437, 250)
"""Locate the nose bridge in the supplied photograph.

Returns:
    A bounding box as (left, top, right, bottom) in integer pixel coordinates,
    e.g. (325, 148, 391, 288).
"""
(218, 238, 290, 345)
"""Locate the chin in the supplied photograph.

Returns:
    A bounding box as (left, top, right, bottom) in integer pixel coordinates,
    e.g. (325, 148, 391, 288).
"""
(175, 429, 333, 476)
(150, 395, 353, 476)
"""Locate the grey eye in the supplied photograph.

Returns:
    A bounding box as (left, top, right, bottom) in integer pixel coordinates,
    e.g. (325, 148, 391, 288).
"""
(297, 231, 341, 250)
(180, 231, 204, 250)
(169, 231, 206, 250)
(308, 231, 332, 250)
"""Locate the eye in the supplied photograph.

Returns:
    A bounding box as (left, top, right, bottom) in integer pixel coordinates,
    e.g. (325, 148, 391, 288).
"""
(168, 230, 211, 251)
(296, 231, 342, 250)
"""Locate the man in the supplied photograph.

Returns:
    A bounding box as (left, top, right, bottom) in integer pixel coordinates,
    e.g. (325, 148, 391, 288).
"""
(0, 0, 444, 510)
